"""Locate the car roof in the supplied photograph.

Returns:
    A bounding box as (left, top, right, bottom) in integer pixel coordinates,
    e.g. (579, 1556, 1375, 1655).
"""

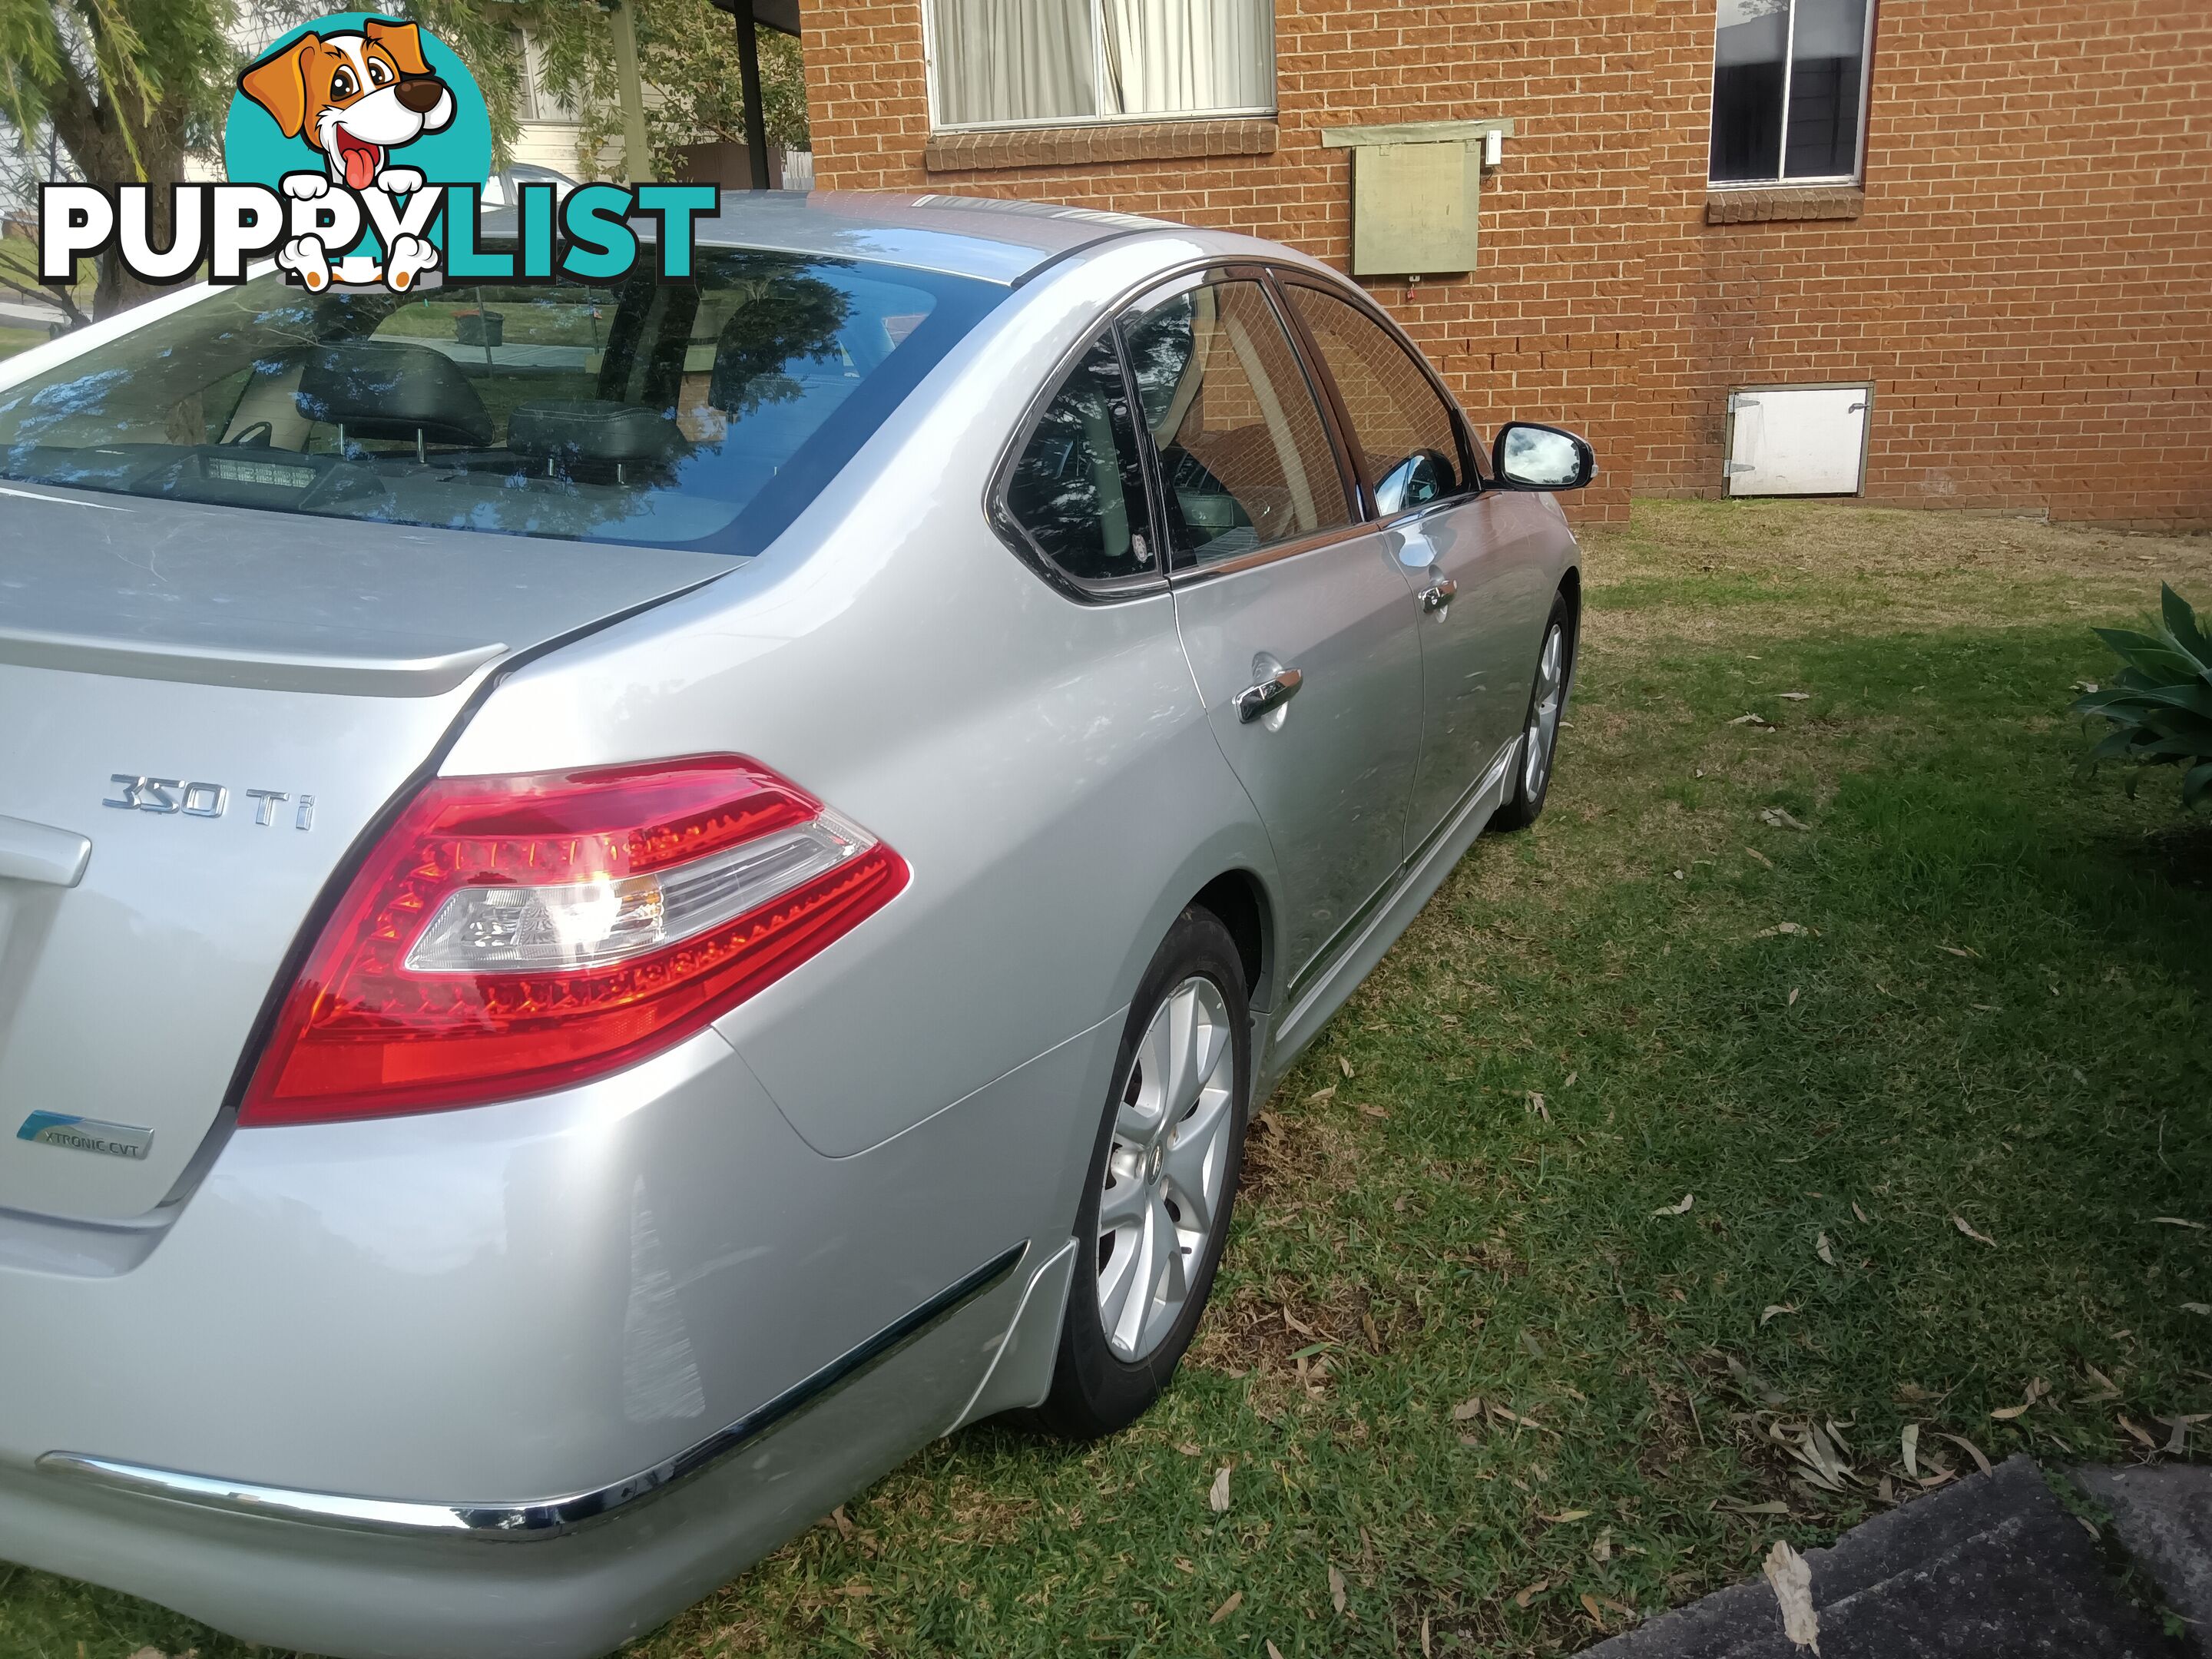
(687, 190, 1188, 285)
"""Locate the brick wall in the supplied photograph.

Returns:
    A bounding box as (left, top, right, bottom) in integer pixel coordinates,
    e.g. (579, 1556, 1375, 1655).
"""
(796, 0, 2212, 528)
(1641, 0, 2212, 527)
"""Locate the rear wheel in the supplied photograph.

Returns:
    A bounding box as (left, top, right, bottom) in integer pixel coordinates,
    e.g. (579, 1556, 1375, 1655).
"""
(1490, 591, 1575, 833)
(1030, 907, 1250, 1439)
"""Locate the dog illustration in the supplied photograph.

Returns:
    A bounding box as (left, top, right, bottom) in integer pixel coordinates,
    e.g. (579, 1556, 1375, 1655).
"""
(239, 18, 454, 291)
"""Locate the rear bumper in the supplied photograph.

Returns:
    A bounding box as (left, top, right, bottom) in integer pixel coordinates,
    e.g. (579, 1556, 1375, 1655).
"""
(0, 1018, 1109, 1656)
(0, 1265, 1025, 1659)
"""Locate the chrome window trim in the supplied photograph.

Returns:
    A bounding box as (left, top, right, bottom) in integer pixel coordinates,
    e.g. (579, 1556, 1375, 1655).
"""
(38, 1242, 1027, 1543)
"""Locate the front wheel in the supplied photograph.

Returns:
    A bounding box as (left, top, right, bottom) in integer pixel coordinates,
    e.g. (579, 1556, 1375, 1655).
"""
(1489, 590, 1575, 833)
(1029, 906, 1250, 1439)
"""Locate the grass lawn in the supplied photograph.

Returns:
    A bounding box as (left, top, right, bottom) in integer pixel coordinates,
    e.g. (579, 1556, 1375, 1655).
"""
(5, 501, 2209, 1658)
(0, 326, 54, 363)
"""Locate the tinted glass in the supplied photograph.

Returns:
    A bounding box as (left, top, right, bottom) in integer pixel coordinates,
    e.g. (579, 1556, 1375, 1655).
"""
(1004, 331, 1151, 584)
(1710, 0, 1786, 181)
(1784, 0, 1868, 178)
(1711, 0, 1867, 183)
(1121, 278, 1353, 568)
(0, 250, 1001, 554)
(1285, 283, 1462, 513)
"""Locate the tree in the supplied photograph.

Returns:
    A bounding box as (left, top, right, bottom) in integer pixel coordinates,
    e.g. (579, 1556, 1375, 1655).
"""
(0, 0, 531, 320)
(531, 0, 807, 184)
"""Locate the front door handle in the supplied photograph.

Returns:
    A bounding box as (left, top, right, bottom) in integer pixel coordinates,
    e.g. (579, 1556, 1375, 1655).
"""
(1235, 666, 1304, 724)
(1419, 579, 1458, 614)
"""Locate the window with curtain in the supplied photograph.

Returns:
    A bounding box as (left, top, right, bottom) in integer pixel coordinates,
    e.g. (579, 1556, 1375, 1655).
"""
(1709, 0, 1872, 184)
(927, 0, 1275, 130)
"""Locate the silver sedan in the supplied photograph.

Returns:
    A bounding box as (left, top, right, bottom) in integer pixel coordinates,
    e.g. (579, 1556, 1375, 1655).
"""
(0, 193, 1585, 1657)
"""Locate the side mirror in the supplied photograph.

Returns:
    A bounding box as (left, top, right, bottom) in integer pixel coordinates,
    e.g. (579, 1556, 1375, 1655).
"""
(1374, 447, 1455, 516)
(1492, 422, 1595, 492)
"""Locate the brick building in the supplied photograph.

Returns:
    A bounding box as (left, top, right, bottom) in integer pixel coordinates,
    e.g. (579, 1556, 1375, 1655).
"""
(794, 0, 2211, 527)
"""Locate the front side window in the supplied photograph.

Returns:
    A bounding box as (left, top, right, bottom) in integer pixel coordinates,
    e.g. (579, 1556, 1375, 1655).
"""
(0, 250, 1001, 554)
(928, 0, 1274, 129)
(1002, 331, 1152, 586)
(1283, 283, 1466, 515)
(1121, 276, 1353, 568)
(1710, 0, 1873, 184)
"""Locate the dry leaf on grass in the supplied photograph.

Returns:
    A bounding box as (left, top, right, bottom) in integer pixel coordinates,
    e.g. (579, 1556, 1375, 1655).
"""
(1939, 1432, 1993, 1475)
(1654, 1193, 1695, 1217)
(1267, 1643, 1286, 1659)
(1208, 1465, 1232, 1513)
(1780, 691, 1812, 700)
(1789, 988, 1800, 1006)
(2151, 1216, 2207, 1230)
(1592, 1528, 1614, 1562)
(1528, 1091, 1549, 1120)
(2182, 1303, 2210, 1316)
(1939, 944, 1979, 959)
(1730, 713, 1771, 727)
(1422, 1612, 1434, 1656)
(1358, 1103, 1390, 1119)
(1816, 1233, 1836, 1266)
(1852, 1201, 1869, 1224)
(1952, 1214, 1998, 1247)
(1746, 845, 1776, 869)
(1330, 1562, 1348, 1615)
(1513, 1578, 1549, 1609)
(1761, 807, 1812, 831)
(2079, 1364, 2121, 1402)
(1306, 1084, 1336, 1105)
(1583, 1591, 1609, 1628)
(1543, 1508, 1593, 1524)
(1762, 1303, 1797, 1326)
(1754, 921, 1809, 938)
(1763, 1540, 1821, 1652)
(1339, 1056, 1354, 1079)
(2119, 1416, 2158, 1449)
(1901, 1423, 1919, 1478)
(1452, 1396, 1485, 1421)
(1210, 1591, 1243, 1625)
(1362, 1312, 1382, 1349)
(1719, 1498, 1790, 1515)
(1564, 1071, 1578, 1088)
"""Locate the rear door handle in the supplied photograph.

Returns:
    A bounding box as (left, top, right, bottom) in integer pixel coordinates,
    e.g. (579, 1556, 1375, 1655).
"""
(1235, 667, 1304, 724)
(1420, 579, 1458, 614)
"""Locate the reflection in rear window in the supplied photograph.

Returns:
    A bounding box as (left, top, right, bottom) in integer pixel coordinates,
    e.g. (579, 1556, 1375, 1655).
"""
(0, 250, 1002, 554)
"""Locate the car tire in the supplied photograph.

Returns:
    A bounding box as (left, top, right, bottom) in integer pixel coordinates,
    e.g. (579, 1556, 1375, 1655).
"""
(1028, 906, 1250, 1440)
(1489, 588, 1576, 834)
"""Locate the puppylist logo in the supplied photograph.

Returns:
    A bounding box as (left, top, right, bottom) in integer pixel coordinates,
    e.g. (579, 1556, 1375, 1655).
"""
(37, 12, 717, 295)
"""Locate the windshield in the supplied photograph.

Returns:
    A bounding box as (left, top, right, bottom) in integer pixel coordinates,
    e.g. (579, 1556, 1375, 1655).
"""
(0, 250, 1002, 554)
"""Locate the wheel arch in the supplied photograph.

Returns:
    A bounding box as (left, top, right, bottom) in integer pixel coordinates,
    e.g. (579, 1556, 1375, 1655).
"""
(1187, 868, 1273, 1013)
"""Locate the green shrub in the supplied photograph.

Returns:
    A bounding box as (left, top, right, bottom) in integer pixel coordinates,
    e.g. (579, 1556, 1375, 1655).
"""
(2073, 584, 2212, 808)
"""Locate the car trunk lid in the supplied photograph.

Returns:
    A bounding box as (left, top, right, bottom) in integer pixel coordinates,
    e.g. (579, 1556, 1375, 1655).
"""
(0, 485, 732, 1224)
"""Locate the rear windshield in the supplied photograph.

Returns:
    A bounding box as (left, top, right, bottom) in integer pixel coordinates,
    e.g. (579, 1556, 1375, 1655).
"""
(0, 250, 1002, 554)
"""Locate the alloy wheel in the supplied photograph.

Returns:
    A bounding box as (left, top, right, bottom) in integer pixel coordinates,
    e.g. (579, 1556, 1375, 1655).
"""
(1094, 975, 1236, 1362)
(1522, 621, 1566, 801)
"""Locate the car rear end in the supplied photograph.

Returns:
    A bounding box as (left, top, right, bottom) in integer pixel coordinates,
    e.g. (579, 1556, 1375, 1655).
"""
(0, 197, 1181, 1656)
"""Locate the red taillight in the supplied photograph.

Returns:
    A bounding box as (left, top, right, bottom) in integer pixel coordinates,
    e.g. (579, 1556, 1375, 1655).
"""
(240, 755, 908, 1125)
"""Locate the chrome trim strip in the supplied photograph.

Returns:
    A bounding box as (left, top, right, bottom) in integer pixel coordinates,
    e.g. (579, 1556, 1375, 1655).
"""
(39, 1242, 1028, 1543)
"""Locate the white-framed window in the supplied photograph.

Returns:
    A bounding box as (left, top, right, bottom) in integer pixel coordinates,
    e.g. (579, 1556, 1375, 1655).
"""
(1709, 0, 1873, 185)
(925, 0, 1274, 131)
(512, 28, 579, 126)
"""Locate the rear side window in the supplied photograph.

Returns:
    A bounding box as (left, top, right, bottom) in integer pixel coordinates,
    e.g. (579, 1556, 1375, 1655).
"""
(1283, 282, 1466, 515)
(0, 250, 1002, 555)
(1002, 331, 1152, 586)
(1121, 276, 1353, 568)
